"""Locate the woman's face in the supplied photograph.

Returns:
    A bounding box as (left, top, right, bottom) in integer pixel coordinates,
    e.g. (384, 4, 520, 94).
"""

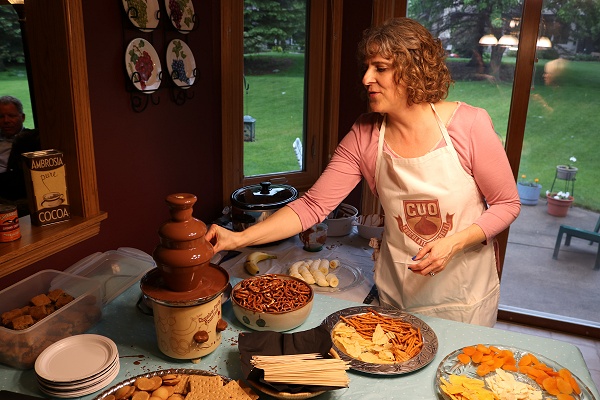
(362, 55, 404, 113)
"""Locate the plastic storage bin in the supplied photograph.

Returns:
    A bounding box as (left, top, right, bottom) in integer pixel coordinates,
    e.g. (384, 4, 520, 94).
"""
(0, 270, 103, 369)
(0, 247, 155, 369)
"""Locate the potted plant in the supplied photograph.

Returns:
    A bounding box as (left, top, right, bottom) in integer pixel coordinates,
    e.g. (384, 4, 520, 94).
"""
(517, 175, 542, 206)
(546, 190, 574, 217)
(556, 156, 577, 180)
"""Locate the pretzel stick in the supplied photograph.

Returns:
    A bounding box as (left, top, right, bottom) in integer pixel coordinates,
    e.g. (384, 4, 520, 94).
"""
(338, 310, 424, 362)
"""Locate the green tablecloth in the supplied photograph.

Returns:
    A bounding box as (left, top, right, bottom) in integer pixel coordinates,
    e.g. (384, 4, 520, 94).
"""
(1, 282, 598, 400)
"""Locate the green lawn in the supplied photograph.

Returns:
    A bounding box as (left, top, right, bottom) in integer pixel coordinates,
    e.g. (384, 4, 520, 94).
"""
(446, 59, 600, 211)
(243, 53, 305, 175)
(0, 66, 34, 129)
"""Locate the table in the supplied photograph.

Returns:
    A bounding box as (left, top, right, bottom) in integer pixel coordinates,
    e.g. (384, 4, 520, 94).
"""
(1, 232, 599, 399)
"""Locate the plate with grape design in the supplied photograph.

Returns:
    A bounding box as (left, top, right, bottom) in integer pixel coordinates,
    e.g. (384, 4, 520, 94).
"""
(165, 0, 195, 33)
(121, 0, 160, 32)
(125, 38, 162, 93)
(166, 39, 196, 88)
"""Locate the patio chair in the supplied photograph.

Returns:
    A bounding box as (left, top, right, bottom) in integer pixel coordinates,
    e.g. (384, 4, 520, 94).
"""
(552, 215, 600, 270)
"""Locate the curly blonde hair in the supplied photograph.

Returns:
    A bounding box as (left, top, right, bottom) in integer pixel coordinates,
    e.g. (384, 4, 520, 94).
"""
(357, 18, 453, 106)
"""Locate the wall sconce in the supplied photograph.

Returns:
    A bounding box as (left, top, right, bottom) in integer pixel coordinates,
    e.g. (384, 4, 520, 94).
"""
(536, 36, 552, 48)
(479, 34, 498, 46)
(498, 35, 519, 47)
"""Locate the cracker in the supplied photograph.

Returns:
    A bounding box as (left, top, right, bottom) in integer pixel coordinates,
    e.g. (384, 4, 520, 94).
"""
(236, 381, 259, 400)
(149, 376, 164, 391)
(131, 391, 150, 400)
(161, 374, 180, 386)
(151, 386, 169, 400)
(188, 375, 223, 393)
(135, 377, 156, 391)
(172, 375, 190, 394)
(115, 386, 135, 400)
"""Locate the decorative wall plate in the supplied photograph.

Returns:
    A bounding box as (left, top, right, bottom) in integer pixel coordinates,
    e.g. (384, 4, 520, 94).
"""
(121, 0, 160, 32)
(125, 38, 162, 93)
(166, 39, 196, 88)
(164, 0, 195, 33)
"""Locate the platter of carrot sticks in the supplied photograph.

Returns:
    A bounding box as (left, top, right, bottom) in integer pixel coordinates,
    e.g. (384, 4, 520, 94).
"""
(321, 306, 438, 374)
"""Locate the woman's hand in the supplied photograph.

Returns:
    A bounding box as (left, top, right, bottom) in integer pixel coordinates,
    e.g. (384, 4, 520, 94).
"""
(410, 236, 459, 276)
(205, 224, 241, 253)
(410, 224, 487, 276)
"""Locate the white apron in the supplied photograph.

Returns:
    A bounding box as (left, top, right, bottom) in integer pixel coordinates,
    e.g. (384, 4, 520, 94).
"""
(374, 104, 500, 327)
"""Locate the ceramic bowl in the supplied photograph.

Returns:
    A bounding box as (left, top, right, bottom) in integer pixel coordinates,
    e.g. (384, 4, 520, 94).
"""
(231, 274, 314, 332)
(354, 214, 384, 240)
(324, 203, 358, 236)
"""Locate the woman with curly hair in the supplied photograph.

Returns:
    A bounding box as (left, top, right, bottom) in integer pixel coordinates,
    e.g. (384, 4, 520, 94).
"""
(207, 18, 520, 326)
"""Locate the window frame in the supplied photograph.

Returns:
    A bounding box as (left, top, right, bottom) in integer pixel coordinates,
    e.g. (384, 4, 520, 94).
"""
(0, 0, 106, 278)
(220, 0, 342, 204)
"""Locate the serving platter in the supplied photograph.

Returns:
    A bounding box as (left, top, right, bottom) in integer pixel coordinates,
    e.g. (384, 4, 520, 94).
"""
(321, 306, 438, 375)
(436, 344, 596, 400)
(166, 39, 196, 88)
(279, 258, 363, 293)
(125, 38, 162, 93)
(121, 0, 160, 32)
(93, 369, 232, 400)
(247, 379, 325, 400)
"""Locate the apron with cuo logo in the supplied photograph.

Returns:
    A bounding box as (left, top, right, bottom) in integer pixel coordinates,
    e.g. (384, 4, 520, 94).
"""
(373, 104, 500, 327)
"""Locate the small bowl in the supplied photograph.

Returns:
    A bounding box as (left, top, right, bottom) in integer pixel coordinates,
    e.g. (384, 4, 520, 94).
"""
(354, 214, 384, 240)
(324, 203, 358, 237)
(231, 274, 314, 332)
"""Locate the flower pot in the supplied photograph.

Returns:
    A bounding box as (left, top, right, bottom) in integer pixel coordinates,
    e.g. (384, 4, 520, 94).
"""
(556, 165, 578, 180)
(546, 194, 574, 217)
(517, 183, 542, 206)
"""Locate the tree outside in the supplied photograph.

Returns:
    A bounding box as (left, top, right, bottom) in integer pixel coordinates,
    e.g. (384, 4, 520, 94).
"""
(0, 6, 25, 72)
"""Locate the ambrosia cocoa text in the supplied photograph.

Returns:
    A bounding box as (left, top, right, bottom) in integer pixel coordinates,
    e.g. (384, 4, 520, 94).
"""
(21, 149, 71, 226)
(30, 156, 64, 169)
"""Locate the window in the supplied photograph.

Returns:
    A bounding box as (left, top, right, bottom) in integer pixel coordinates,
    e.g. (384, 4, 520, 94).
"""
(242, 1, 308, 176)
(220, 0, 342, 203)
(0, 0, 106, 278)
(0, 4, 34, 128)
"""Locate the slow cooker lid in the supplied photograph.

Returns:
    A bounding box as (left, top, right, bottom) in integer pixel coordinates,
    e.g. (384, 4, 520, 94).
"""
(231, 182, 298, 209)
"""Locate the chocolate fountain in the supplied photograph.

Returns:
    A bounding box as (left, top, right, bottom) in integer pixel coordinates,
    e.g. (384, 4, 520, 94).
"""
(140, 193, 230, 360)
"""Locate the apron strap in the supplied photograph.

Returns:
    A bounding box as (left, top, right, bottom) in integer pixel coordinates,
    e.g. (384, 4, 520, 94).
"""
(375, 116, 387, 188)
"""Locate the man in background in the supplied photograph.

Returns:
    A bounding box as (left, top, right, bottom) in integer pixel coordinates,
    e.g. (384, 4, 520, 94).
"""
(0, 95, 40, 216)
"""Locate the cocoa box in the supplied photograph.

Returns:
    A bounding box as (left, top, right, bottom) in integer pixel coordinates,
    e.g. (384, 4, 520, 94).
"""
(21, 149, 70, 226)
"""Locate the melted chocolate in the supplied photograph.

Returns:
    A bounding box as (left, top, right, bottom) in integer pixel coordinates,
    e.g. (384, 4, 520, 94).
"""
(140, 265, 229, 307)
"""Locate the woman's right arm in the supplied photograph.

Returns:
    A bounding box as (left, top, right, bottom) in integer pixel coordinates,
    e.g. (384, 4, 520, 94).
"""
(206, 205, 303, 253)
(206, 113, 379, 252)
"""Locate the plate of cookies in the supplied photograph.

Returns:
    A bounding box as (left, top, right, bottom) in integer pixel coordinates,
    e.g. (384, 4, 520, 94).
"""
(92, 369, 258, 400)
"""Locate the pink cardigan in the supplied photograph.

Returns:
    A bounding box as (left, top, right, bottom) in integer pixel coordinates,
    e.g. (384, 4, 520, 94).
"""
(288, 102, 520, 241)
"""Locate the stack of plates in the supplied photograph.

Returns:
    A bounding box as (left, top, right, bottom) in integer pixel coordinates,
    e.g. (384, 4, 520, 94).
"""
(34, 334, 120, 398)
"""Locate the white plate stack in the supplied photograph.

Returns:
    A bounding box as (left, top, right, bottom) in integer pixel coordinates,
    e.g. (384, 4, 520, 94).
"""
(34, 334, 120, 398)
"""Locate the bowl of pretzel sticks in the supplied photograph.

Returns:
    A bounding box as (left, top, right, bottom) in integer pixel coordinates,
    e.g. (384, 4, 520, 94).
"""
(231, 274, 314, 332)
